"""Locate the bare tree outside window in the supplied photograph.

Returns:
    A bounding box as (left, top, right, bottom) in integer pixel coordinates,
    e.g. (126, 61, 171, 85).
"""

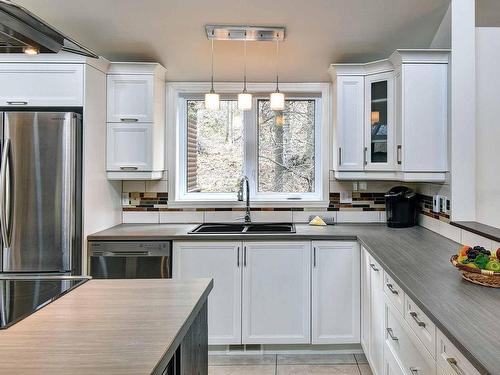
(186, 100, 243, 193)
(258, 100, 315, 193)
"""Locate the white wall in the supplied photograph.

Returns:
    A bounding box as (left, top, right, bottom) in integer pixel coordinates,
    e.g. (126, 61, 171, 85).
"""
(475, 27, 500, 227)
(450, 0, 476, 221)
(430, 4, 452, 48)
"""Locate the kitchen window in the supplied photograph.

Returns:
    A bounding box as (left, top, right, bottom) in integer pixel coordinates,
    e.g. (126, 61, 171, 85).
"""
(169, 83, 329, 206)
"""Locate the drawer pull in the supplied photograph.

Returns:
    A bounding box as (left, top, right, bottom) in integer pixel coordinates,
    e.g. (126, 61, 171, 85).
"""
(120, 118, 139, 122)
(6, 101, 28, 105)
(409, 311, 426, 327)
(386, 328, 398, 341)
(370, 263, 380, 272)
(386, 283, 399, 295)
(119, 166, 139, 171)
(446, 358, 466, 375)
(409, 367, 420, 375)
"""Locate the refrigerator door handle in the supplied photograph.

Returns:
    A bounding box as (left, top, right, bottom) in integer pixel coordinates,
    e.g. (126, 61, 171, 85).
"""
(0, 139, 10, 248)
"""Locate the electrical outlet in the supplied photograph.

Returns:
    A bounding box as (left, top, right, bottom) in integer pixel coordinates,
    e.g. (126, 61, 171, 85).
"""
(340, 191, 352, 204)
(433, 195, 440, 213)
(122, 192, 130, 206)
(352, 182, 358, 191)
(359, 181, 367, 191)
(440, 196, 448, 214)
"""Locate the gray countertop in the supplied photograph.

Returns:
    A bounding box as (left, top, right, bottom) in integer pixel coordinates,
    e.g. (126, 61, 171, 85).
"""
(0, 278, 213, 375)
(88, 223, 500, 375)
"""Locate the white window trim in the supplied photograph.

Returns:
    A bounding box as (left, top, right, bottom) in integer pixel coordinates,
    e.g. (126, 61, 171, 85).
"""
(166, 82, 331, 208)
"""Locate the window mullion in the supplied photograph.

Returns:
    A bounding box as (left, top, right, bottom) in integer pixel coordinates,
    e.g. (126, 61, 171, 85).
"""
(244, 99, 258, 199)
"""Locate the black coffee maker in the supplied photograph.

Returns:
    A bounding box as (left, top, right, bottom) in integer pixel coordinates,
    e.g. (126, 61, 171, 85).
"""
(385, 186, 418, 228)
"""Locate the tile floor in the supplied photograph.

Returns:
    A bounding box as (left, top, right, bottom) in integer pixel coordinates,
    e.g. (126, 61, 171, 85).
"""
(208, 353, 373, 375)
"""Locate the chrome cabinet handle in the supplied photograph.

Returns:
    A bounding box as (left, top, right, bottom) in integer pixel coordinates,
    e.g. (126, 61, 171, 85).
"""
(446, 358, 466, 375)
(313, 247, 317, 267)
(409, 367, 420, 375)
(386, 328, 398, 341)
(0, 139, 10, 248)
(243, 246, 247, 267)
(338, 147, 342, 165)
(119, 166, 139, 170)
(120, 118, 139, 122)
(364, 147, 368, 165)
(386, 283, 399, 295)
(397, 145, 402, 165)
(6, 101, 27, 105)
(370, 263, 380, 272)
(409, 311, 426, 327)
(237, 246, 240, 267)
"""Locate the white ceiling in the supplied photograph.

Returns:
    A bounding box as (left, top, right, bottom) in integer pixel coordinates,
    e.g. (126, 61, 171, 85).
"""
(17, 0, 450, 82)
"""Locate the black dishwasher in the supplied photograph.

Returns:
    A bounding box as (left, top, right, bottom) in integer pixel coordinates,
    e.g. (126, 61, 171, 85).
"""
(88, 241, 171, 279)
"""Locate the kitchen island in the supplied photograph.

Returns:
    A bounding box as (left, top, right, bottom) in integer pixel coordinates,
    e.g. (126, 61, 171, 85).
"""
(0, 278, 213, 375)
(89, 223, 500, 375)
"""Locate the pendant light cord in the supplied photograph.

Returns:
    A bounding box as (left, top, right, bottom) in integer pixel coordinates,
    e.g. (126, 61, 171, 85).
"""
(275, 37, 280, 93)
(210, 38, 215, 93)
(243, 37, 247, 92)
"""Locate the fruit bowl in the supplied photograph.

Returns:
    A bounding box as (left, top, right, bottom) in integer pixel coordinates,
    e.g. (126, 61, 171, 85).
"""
(451, 245, 500, 288)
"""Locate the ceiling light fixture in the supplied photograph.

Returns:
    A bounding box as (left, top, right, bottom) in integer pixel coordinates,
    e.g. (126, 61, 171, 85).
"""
(238, 37, 252, 111)
(23, 46, 39, 55)
(205, 38, 220, 110)
(270, 36, 285, 111)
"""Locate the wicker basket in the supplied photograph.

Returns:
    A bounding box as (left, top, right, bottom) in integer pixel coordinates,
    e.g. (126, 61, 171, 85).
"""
(450, 255, 500, 288)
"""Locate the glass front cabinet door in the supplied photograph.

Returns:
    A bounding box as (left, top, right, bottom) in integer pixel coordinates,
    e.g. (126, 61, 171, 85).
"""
(364, 72, 394, 170)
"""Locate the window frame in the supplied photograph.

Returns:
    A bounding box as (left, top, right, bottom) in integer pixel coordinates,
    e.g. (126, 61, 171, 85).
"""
(167, 82, 330, 208)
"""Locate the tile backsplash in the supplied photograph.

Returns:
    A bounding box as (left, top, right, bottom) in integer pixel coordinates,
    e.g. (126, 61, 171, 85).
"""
(121, 178, 451, 224)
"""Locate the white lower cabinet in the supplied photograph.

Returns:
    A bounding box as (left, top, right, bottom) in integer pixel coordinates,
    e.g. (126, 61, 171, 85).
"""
(365, 248, 385, 375)
(311, 241, 360, 344)
(172, 241, 242, 345)
(384, 341, 405, 375)
(242, 241, 311, 344)
(436, 330, 480, 375)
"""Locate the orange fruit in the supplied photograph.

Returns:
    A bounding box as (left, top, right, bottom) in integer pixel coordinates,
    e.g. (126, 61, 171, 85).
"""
(459, 245, 471, 257)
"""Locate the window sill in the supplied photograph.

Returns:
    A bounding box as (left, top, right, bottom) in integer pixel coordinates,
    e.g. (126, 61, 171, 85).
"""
(167, 199, 330, 209)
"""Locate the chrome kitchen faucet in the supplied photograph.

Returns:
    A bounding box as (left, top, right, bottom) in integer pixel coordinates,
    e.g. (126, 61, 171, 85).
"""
(237, 176, 251, 223)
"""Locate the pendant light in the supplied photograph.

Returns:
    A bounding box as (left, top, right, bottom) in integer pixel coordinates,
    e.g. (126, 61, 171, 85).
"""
(238, 37, 252, 111)
(205, 39, 220, 110)
(270, 37, 285, 111)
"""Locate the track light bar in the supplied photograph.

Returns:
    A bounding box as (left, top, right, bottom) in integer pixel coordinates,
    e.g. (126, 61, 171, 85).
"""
(205, 25, 285, 42)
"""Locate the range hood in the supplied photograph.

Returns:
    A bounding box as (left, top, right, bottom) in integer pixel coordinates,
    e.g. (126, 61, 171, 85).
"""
(0, 0, 98, 58)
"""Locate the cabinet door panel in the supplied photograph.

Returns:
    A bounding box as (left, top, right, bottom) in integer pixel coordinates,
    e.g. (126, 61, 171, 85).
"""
(365, 72, 395, 171)
(336, 76, 365, 171)
(173, 241, 242, 345)
(361, 247, 371, 354)
(107, 74, 154, 122)
(312, 241, 360, 344)
(0, 63, 83, 106)
(107, 123, 153, 171)
(369, 256, 384, 375)
(242, 241, 310, 344)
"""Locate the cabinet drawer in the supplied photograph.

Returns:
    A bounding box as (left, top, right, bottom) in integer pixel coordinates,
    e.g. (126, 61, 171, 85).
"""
(436, 330, 480, 375)
(107, 123, 153, 171)
(384, 340, 405, 375)
(0, 63, 83, 106)
(384, 272, 405, 315)
(386, 301, 436, 375)
(405, 296, 436, 358)
(107, 74, 154, 122)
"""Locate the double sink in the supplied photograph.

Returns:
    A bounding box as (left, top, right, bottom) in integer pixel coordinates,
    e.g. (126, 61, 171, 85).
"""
(189, 222, 295, 234)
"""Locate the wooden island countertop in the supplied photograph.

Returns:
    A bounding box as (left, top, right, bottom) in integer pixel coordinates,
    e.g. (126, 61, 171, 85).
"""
(0, 278, 213, 375)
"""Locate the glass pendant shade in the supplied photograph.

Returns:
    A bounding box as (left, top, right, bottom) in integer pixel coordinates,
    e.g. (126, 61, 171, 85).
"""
(205, 92, 220, 110)
(238, 92, 252, 111)
(270, 91, 285, 111)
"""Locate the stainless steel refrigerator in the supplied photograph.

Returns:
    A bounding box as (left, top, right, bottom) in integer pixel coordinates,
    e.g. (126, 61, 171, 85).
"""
(0, 112, 82, 275)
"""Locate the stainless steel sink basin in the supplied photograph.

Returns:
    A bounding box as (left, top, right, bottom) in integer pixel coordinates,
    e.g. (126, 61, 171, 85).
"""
(188, 223, 295, 234)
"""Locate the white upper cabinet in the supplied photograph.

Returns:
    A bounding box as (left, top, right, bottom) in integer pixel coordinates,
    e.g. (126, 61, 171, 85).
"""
(107, 74, 154, 123)
(242, 241, 311, 344)
(364, 72, 395, 171)
(311, 241, 360, 344)
(0, 63, 83, 107)
(106, 63, 166, 180)
(334, 76, 365, 171)
(330, 49, 449, 182)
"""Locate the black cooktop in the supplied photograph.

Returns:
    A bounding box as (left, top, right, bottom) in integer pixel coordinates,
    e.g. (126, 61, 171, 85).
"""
(0, 277, 88, 329)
